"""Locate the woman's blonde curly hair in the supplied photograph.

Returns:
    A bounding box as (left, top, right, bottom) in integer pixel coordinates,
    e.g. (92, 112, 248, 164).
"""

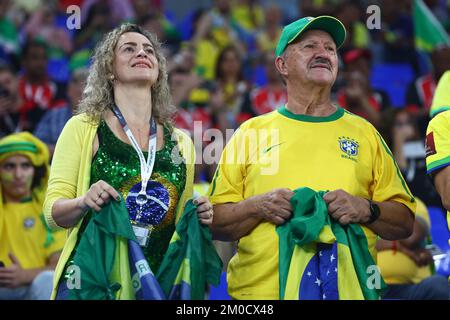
(77, 23, 175, 128)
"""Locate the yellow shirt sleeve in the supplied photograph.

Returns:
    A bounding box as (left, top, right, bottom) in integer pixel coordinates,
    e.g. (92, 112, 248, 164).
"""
(426, 111, 450, 174)
(43, 114, 97, 230)
(430, 71, 450, 118)
(372, 131, 416, 213)
(208, 127, 247, 204)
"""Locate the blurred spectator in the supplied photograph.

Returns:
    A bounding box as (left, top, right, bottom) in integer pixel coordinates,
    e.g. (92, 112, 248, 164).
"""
(0, 132, 65, 300)
(337, 48, 390, 128)
(23, 2, 73, 58)
(34, 68, 89, 155)
(334, 0, 370, 53)
(214, 45, 252, 128)
(406, 46, 450, 134)
(379, 108, 443, 207)
(371, 0, 416, 67)
(73, 1, 112, 51)
(231, 0, 264, 33)
(255, 3, 283, 53)
(0, 0, 20, 68)
(18, 39, 66, 132)
(0, 64, 22, 137)
(298, 0, 338, 17)
(80, 0, 134, 27)
(377, 198, 450, 299)
(140, 12, 181, 57)
(250, 51, 287, 115)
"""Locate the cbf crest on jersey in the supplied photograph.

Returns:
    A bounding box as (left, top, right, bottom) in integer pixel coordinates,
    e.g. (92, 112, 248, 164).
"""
(339, 137, 359, 160)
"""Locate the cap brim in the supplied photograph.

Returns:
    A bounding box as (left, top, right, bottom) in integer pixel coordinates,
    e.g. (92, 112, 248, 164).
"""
(288, 16, 347, 49)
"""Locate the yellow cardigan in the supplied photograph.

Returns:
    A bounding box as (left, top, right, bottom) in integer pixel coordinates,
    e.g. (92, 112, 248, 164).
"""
(43, 113, 195, 299)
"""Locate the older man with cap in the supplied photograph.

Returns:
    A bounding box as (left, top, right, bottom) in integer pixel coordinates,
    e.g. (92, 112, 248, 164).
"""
(0, 132, 65, 299)
(208, 16, 416, 300)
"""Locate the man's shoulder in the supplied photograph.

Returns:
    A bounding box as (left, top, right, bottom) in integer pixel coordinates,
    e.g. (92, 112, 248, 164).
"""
(239, 110, 280, 129)
(341, 108, 377, 129)
(429, 110, 450, 128)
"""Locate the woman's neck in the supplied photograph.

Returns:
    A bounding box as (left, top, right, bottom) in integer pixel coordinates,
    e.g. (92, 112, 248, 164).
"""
(113, 84, 152, 124)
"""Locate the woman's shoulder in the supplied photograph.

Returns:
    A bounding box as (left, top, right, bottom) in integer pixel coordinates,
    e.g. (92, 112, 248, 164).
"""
(64, 113, 100, 131)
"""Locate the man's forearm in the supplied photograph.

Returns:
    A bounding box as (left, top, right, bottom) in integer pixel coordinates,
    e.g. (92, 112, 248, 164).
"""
(211, 196, 263, 241)
(365, 201, 414, 240)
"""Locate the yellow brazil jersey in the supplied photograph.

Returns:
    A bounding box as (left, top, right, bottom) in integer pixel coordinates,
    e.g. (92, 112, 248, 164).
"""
(430, 71, 450, 118)
(425, 110, 450, 243)
(0, 200, 66, 269)
(377, 198, 431, 285)
(209, 106, 416, 300)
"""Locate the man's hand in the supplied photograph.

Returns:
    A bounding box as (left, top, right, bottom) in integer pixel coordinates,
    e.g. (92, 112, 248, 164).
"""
(323, 189, 371, 225)
(0, 253, 28, 288)
(255, 188, 294, 225)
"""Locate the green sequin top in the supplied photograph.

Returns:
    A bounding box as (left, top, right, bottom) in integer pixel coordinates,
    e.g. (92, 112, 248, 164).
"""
(68, 120, 186, 275)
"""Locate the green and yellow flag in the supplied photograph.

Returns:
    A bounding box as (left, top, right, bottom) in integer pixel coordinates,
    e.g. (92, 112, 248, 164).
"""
(413, 0, 450, 51)
(277, 188, 386, 300)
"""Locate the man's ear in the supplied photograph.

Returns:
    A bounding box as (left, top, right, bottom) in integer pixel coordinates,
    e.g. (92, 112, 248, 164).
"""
(275, 56, 288, 78)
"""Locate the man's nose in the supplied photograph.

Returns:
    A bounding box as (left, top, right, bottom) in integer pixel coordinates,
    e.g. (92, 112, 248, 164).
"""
(14, 167, 25, 179)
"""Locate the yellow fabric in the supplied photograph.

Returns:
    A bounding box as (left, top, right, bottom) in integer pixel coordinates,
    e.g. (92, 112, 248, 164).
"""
(0, 201, 66, 269)
(430, 71, 450, 118)
(209, 107, 416, 299)
(44, 113, 195, 299)
(426, 110, 450, 245)
(352, 22, 369, 48)
(231, 4, 264, 32)
(0, 132, 49, 168)
(194, 39, 220, 80)
(377, 198, 431, 284)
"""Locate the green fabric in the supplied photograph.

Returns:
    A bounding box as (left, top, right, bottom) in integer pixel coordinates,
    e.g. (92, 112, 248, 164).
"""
(277, 187, 386, 300)
(68, 198, 136, 300)
(67, 199, 221, 300)
(40, 214, 55, 249)
(413, 0, 450, 51)
(156, 200, 223, 299)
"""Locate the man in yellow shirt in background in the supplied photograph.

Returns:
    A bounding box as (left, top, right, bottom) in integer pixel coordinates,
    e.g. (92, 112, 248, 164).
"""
(0, 132, 65, 300)
(377, 198, 450, 299)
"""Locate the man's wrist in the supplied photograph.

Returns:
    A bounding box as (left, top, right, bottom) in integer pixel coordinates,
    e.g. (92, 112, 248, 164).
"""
(365, 199, 381, 224)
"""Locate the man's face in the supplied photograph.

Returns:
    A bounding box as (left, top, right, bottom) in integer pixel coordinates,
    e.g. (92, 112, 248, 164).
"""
(23, 45, 48, 80)
(281, 30, 338, 88)
(0, 155, 35, 202)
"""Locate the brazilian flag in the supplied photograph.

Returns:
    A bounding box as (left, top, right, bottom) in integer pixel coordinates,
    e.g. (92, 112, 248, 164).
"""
(66, 198, 221, 299)
(277, 188, 386, 300)
(413, 0, 450, 52)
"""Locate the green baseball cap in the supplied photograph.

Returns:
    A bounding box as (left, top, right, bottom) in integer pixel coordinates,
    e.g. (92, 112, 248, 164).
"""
(275, 16, 347, 56)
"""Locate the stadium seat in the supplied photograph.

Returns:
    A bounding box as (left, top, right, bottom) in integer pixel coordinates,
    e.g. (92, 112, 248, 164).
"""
(427, 206, 450, 252)
(370, 63, 415, 108)
(47, 58, 70, 83)
(208, 271, 231, 300)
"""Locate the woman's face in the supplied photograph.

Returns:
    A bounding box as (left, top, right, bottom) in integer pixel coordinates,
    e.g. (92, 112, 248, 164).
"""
(112, 32, 159, 86)
(0, 155, 35, 202)
(220, 50, 241, 79)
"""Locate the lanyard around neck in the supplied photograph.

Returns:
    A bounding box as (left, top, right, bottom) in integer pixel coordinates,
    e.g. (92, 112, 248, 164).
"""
(111, 105, 157, 200)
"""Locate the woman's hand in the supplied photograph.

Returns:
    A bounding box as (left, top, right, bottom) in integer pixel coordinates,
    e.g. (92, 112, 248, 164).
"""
(78, 180, 121, 213)
(194, 196, 214, 225)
